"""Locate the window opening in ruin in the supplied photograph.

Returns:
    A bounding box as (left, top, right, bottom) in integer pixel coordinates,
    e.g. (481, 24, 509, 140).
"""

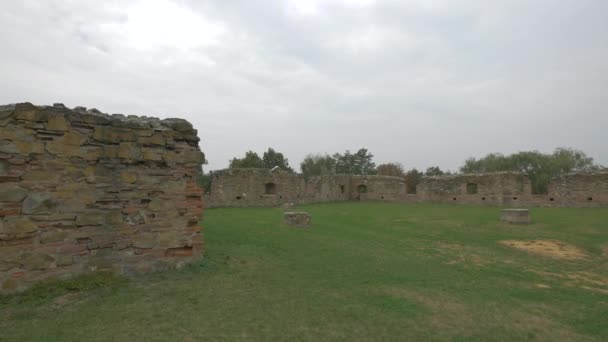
(340, 185, 345, 194)
(466, 183, 478, 194)
(587, 197, 593, 201)
(265, 182, 277, 195)
(357, 184, 368, 193)
(407, 185, 416, 194)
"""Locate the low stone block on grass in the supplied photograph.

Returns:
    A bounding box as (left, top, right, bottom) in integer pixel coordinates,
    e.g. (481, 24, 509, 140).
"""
(501, 209, 531, 224)
(283, 212, 311, 228)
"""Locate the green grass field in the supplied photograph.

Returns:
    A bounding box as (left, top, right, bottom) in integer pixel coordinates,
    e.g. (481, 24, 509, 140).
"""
(1, 202, 607, 341)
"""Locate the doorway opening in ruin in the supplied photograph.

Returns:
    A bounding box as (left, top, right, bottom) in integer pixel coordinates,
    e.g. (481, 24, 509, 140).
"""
(340, 185, 345, 194)
(265, 182, 277, 195)
(466, 183, 478, 194)
(357, 184, 367, 200)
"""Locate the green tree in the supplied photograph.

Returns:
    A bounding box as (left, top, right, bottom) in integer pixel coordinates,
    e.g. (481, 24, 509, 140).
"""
(229, 151, 264, 169)
(262, 148, 293, 172)
(424, 166, 444, 176)
(300, 154, 336, 179)
(405, 168, 422, 194)
(377, 163, 405, 177)
(333, 148, 376, 175)
(460, 148, 600, 194)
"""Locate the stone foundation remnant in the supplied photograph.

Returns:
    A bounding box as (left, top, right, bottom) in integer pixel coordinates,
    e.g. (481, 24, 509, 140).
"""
(501, 209, 531, 224)
(0, 103, 205, 293)
(283, 212, 311, 228)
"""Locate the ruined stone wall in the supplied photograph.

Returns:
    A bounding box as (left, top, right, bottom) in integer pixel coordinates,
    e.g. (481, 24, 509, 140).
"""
(205, 169, 404, 207)
(0, 103, 204, 292)
(417, 172, 532, 206)
(350, 175, 407, 201)
(546, 172, 608, 207)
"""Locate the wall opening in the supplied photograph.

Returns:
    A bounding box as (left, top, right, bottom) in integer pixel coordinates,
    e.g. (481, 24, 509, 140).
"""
(588, 197, 593, 201)
(481, 197, 486, 201)
(549, 198, 555, 201)
(236, 196, 242, 200)
(466, 183, 478, 194)
(357, 184, 368, 193)
(512, 197, 518, 200)
(265, 182, 277, 195)
(453, 197, 457, 201)
(340, 185, 345, 194)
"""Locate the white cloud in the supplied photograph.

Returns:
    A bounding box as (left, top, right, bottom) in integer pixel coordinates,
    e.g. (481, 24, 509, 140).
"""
(0, 0, 607, 171)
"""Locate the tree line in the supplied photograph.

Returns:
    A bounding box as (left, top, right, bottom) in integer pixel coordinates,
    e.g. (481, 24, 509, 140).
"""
(199, 147, 603, 194)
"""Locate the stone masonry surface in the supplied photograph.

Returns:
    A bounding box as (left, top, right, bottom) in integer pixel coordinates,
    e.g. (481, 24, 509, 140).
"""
(205, 169, 607, 208)
(0, 103, 205, 293)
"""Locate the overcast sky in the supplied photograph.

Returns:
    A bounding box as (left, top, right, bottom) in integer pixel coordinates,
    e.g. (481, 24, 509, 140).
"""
(1, 0, 606, 171)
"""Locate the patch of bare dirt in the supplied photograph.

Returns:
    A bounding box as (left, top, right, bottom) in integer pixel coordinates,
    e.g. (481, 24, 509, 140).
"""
(499, 240, 588, 260)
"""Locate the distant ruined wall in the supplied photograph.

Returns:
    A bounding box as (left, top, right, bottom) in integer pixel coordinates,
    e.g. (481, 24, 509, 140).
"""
(417, 172, 532, 206)
(546, 172, 608, 207)
(0, 103, 204, 293)
(204, 169, 405, 208)
(205, 169, 608, 208)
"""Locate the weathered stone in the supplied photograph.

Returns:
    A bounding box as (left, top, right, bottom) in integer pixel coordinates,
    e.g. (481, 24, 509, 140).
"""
(0, 141, 17, 154)
(40, 230, 68, 244)
(22, 254, 55, 270)
(121, 171, 137, 183)
(75, 212, 106, 226)
(93, 125, 136, 143)
(13, 103, 46, 122)
(142, 149, 164, 161)
(13, 141, 45, 154)
(118, 142, 142, 160)
(139, 134, 165, 146)
(47, 115, 69, 131)
(160, 118, 193, 132)
(0, 160, 8, 175)
(0, 217, 39, 235)
(134, 233, 158, 249)
(159, 231, 183, 248)
(501, 209, 531, 224)
(22, 193, 57, 214)
(0, 184, 28, 202)
(46, 140, 83, 157)
(55, 255, 73, 266)
(148, 198, 175, 212)
(22, 170, 61, 182)
(283, 212, 311, 228)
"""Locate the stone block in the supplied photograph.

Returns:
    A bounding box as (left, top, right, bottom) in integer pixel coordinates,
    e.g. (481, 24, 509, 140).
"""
(47, 115, 69, 131)
(283, 212, 311, 228)
(501, 209, 531, 224)
(22, 193, 57, 214)
(0, 184, 28, 202)
(0, 217, 39, 235)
